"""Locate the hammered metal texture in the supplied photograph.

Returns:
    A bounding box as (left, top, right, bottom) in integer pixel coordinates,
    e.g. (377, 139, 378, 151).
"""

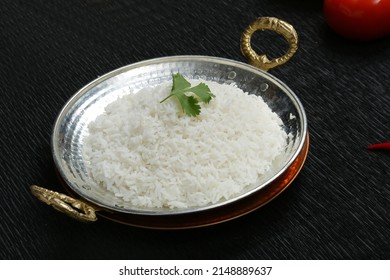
(52, 56, 307, 215)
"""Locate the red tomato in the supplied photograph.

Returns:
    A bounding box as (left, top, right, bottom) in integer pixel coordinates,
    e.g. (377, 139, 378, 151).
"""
(323, 0, 390, 40)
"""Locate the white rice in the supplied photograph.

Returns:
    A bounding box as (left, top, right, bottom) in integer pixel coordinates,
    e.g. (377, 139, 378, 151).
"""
(83, 79, 287, 209)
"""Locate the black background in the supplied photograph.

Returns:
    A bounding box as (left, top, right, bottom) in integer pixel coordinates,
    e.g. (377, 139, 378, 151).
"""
(1, 0, 389, 259)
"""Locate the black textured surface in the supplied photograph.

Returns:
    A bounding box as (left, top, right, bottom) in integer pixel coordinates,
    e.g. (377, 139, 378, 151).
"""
(1, 0, 389, 259)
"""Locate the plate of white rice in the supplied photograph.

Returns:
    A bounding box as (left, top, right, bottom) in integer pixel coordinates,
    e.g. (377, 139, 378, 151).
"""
(51, 56, 308, 224)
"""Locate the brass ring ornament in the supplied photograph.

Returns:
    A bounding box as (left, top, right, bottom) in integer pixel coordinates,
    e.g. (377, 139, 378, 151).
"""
(240, 17, 298, 71)
(30, 185, 97, 222)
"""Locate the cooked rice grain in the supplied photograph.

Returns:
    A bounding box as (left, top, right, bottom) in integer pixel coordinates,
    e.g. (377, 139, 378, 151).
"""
(84, 79, 287, 209)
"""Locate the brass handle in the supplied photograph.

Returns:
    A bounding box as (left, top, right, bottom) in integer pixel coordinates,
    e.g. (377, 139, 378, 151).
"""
(240, 17, 298, 71)
(30, 185, 97, 222)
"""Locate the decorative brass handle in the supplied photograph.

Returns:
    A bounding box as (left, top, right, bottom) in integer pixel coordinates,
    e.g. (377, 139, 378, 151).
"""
(30, 185, 97, 222)
(240, 17, 298, 71)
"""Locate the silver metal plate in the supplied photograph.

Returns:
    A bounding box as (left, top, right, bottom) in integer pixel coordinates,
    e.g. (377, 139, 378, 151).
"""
(52, 56, 307, 216)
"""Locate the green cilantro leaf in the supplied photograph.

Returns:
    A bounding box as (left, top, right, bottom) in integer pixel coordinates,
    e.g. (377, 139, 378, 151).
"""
(160, 73, 215, 117)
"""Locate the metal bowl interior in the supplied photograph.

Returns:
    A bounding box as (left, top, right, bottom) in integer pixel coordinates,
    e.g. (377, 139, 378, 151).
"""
(52, 56, 307, 216)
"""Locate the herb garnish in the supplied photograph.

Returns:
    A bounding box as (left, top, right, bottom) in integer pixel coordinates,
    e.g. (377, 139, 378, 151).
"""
(160, 73, 215, 117)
